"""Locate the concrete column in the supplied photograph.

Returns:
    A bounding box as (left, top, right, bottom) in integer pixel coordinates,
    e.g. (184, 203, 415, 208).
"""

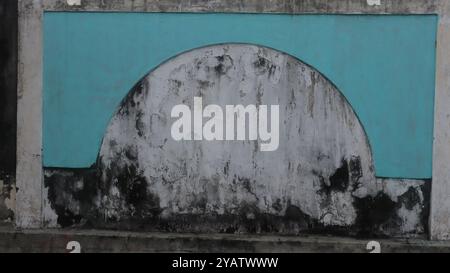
(430, 1, 450, 240)
(16, 0, 43, 228)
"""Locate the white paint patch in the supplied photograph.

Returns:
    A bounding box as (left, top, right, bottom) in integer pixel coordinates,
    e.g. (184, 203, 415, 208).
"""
(42, 184, 59, 228)
(67, 0, 81, 6)
(367, 0, 381, 6)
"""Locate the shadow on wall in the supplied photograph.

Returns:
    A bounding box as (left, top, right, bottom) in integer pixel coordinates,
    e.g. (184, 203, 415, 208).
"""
(0, 0, 17, 225)
(43, 44, 430, 239)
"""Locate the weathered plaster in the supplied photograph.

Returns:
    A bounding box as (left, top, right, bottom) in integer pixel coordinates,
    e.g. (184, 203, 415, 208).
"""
(99, 44, 375, 231)
(430, 1, 450, 240)
(16, 0, 43, 228)
(42, 171, 431, 237)
(17, 0, 449, 240)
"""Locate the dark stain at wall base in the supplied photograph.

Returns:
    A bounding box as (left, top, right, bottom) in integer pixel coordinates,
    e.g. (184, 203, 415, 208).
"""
(353, 193, 399, 237)
(0, 0, 17, 224)
(44, 166, 430, 239)
(353, 182, 431, 238)
(0, 0, 17, 176)
(44, 168, 100, 227)
(0, 172, 15, 224)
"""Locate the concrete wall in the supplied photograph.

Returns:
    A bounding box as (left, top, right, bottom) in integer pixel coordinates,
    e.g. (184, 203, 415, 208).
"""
(0, 0, 17, 226)
(13, 0, 450, 241)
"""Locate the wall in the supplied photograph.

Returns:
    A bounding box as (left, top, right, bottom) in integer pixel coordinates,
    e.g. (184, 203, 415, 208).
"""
(0, 0, 17, 226)
(44, 35, 434, 236)
(16, 0, 450, 241)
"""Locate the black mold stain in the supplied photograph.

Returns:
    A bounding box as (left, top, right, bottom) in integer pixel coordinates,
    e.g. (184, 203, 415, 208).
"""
(135, 111, 145, 137)
(58, 209, 82, 228)
(0, 173, 15, 222)
(349, 156, 362, 183)
(284, 205, 313, 229)
(223, 161, 230, 177)
(352, 183, 430, 238)
(399, 187, 421, 210)
(124, 146, 138, 161)
(44, 162, 431, 238)
(44, 168, 100, 228)
(353, 192, 398, 237)
(420, 181, 431, 235)
(253, 57, 268, 69)
(114, 165, 162, 218)
(118, 79, 147, 117)
(214, 55, 233, 76)
(0, 0, 17, 177)
(328, 159, 350, 192)
(316, 158, 354, 195)
(272, 199, 283, 213)
(253, 56, 278, 78)
(233, 176, 259, 201)
(197, 80, 213, 90)
(0, 0, 17, 224)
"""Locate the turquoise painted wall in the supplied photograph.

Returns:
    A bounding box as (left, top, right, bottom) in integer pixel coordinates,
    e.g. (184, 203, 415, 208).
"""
(43, 12, 437, 179)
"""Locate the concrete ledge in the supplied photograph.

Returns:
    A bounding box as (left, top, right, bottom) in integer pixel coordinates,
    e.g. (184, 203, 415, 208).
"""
(41, 0, 439, 14)
(1, 227, 450, 253)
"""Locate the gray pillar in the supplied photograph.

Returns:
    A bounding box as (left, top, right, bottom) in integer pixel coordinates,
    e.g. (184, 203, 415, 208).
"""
(430, 1, 450, 240)
(16, 0, 43, 228)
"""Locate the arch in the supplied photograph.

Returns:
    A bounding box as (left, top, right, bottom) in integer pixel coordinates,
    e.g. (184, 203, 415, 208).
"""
(101, 43, 374, 167)
(96, 43, 378, 230)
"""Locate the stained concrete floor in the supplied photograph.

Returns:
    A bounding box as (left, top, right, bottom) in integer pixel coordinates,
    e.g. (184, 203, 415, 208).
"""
(1, 226, 450, 253)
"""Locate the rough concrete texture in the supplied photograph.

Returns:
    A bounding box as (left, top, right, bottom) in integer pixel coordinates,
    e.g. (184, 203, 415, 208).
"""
(0, 0, 17, 225)
(43, 45, 430, 238)
(16, 0, 44, 228)
(42, 0, 439, 14)
(430, 1, 450, 240)
(1, 227, 449, 253)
